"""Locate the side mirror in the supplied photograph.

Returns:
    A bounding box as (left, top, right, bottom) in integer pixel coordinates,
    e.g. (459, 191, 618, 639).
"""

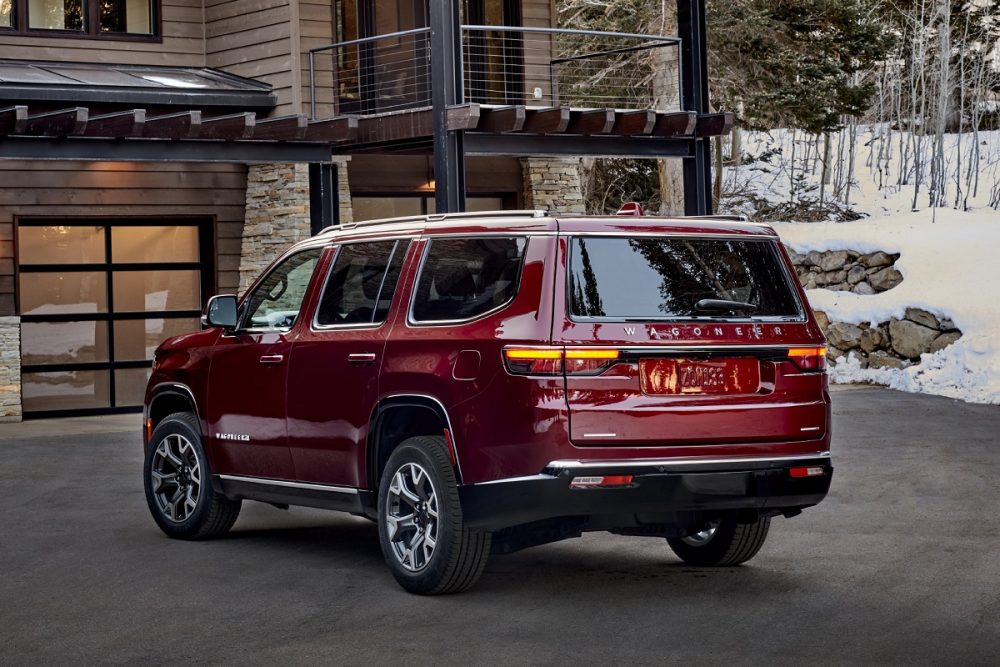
(202, 294, 239, 330)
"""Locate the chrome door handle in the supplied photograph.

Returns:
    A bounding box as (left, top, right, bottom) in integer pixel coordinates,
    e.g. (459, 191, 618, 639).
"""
(259, 354, 284, 365)
(348, 353, 377, 364)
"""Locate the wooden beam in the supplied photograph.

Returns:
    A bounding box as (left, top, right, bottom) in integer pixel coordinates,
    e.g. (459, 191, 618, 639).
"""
(305, 115, 359, 142)
(612, 110, 657, 136)
(251, 114, 308, 141)
(696, 112, 735, 137)
(446, 103, 481, 131)
(23, 107, 88, 137)
(144, 111, 202, 139)
(84, 109, 145, 138)
(521, 107, 571, 134)
(477, 105, 526, 133)
(0, 106, 28, 136)
(566, 109, 616, 135)
(652, 111, 697, 137)
(200, 112, 256, 140)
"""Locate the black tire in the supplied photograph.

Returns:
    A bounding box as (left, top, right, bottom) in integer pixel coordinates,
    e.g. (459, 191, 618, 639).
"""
(377, 435, 491, 595)
(666, 514, 771, 566)
(143, 412, 241, 540)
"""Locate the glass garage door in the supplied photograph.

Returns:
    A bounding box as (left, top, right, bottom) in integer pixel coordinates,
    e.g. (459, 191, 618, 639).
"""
(17, 220, 211, 417)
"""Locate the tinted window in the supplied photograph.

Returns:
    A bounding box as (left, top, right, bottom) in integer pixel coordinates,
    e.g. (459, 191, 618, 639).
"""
(412, 237, 526, 322)
(316, 241, 407, 326)
(568, 237, 801, 320)
(243, 248, 322, 330)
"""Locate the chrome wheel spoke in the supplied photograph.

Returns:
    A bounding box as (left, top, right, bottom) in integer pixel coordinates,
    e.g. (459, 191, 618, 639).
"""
(385, 461, 439, 572)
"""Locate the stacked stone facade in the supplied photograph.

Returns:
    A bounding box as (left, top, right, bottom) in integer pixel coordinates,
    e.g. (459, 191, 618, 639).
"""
(238, 159, 353, 292)
(0, 317, 21, 422)
(521, 158, 586, 215)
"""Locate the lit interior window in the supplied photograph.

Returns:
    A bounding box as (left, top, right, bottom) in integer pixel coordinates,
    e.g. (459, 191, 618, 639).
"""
(28, 0, 84, 30)
(100, 0, 153, 34)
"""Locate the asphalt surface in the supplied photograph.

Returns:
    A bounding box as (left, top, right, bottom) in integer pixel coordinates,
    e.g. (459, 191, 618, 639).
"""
(1, 385, 998, 665)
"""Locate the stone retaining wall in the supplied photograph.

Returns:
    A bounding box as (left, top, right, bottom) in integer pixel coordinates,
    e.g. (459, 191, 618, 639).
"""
(0, 316, 21, 422)
(788, 248, 902, 294)
(816, 308, 962, 369)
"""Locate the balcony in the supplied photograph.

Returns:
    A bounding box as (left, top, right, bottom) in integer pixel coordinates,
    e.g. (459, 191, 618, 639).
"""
(306, 25, 731, 150)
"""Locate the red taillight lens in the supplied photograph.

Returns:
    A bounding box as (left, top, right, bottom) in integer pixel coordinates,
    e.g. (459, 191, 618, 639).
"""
(503, 347, 620, 376)
(788, 346, 827, 372)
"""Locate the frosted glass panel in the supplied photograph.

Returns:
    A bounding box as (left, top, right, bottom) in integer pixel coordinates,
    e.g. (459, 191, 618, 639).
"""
(113, 270, 201, 311)
(18, 226, 104, 264)
(22, 371, 111, 412)
(19, 272, 107, 316)
(114, 317, 200, 361)
(112, 226, 199, 263)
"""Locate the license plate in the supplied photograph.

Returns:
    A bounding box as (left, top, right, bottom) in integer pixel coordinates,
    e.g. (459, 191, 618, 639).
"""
(639, 358, 761, 395)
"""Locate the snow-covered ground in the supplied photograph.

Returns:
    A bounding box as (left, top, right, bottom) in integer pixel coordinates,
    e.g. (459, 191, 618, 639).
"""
(724, 127, 1000, 404)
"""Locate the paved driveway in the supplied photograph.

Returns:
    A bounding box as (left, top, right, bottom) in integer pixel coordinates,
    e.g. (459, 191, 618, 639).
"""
(1, 386, 998, 664)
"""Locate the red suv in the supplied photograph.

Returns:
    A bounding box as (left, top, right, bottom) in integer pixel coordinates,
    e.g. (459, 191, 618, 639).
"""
(142, 210, 832, 594)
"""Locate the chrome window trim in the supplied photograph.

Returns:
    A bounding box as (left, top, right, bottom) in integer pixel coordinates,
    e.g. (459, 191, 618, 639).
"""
(564, 234, 807, 324)
(406, 235, 528, 328)
(217, 474, 359, 495)
(310, 239, 408, 332)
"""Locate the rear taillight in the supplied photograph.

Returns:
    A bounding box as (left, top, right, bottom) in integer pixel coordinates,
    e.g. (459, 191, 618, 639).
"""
(503, 347, 620, 376)
(788, 346, 827, 372)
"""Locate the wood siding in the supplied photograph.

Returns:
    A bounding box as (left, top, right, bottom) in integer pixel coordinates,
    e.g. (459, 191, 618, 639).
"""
(0, 0, 205, 67)
(206, 0, 298, 115)
(0, 161, 247, 316)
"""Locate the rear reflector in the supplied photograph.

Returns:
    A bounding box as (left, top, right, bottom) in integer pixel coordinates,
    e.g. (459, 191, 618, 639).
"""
(788, 346, 827, 372)
(789, 466, 826, 478)
(569, 475, 634, 489)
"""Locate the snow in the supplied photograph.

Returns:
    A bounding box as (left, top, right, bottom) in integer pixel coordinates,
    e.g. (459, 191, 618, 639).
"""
(773, 211, 1000, 405)
(723, 126, 1000, 404)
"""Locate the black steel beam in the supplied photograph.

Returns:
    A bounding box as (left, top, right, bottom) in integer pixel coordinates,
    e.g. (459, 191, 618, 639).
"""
(0, 136, 334, 163)
(309, 162, 337, 235)
(429, 0, 466, 213)
(464, 133, 695, 158)
(677, 0, 713, 215)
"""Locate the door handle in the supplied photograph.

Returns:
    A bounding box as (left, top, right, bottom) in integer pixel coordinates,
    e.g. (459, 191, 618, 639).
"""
(348, 353, 377, 364)
(259, 354, 285, 365)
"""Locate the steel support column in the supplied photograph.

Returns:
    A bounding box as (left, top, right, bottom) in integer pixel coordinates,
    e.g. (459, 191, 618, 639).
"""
(308, 162, 337, 235)
(429, 0, 466, 213)
(677, 0, 713, 215)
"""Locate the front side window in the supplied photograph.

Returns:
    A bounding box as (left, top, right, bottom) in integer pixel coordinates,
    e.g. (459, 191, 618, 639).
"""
(14, 0, 155, 34)
(568, 237, 802, 321)
(242, 249, 322, 331)
(315, 240, 408, 327)
(411, 237, 526, 323)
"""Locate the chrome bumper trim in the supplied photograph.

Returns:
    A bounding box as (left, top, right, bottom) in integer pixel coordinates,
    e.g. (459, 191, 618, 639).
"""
(545, 451, 831, 470)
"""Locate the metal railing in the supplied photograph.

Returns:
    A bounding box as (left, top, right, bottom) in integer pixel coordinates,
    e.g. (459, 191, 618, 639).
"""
(308, 25, 682, 120)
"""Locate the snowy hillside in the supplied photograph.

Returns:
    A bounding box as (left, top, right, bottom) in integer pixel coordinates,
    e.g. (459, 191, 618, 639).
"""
(723, 127, 1000, 404)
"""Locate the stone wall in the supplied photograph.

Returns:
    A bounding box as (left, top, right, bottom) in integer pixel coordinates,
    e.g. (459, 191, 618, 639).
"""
(0, 317, 21, 422)
(788, 248, 903, 294)
(238, 159, 352, 292)
(521, 158, 586, 214)
(817, 309, 962, 369)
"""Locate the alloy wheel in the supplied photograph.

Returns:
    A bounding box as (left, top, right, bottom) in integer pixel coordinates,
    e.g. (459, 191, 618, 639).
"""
(150, 434, 202, 523)
(681, 520, 720, 546)
(385, 462, 439, 572)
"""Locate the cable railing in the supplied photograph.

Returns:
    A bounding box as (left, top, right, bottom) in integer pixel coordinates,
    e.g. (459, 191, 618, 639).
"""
(308, 25, 683, 120)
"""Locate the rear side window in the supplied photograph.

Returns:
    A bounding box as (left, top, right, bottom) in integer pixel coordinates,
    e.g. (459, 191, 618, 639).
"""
(411, 237, 526, 323)
(568, 236, 801, 320)
(315, 240, 408, 326)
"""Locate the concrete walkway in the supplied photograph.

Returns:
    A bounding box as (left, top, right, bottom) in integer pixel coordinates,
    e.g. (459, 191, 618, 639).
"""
(1, 386, 998, 664)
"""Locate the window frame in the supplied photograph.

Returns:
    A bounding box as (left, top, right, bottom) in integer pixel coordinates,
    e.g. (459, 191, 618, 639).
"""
(238, 247, 325, 334)
(564, 234, 808, 325)
(311, 238, 412, 332)
(0, 0, 162, 42)
(407, 234, 528, 328)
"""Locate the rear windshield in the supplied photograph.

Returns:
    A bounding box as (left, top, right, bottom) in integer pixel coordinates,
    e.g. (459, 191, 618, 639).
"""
(568, 236, 802, 321)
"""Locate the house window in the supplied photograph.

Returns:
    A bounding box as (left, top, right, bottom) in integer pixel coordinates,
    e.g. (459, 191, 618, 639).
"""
(3, 0, 156, 36)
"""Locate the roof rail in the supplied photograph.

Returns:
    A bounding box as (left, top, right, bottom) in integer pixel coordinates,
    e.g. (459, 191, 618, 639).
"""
(318, 209, 548, 235)
(682, 214, 751, 222)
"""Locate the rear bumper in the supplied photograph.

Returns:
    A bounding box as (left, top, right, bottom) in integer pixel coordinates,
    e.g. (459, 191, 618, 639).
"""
(458, 453, 832, 531)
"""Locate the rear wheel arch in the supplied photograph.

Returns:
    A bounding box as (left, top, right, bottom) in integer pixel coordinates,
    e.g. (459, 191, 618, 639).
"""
(368, 396, 460, 491)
